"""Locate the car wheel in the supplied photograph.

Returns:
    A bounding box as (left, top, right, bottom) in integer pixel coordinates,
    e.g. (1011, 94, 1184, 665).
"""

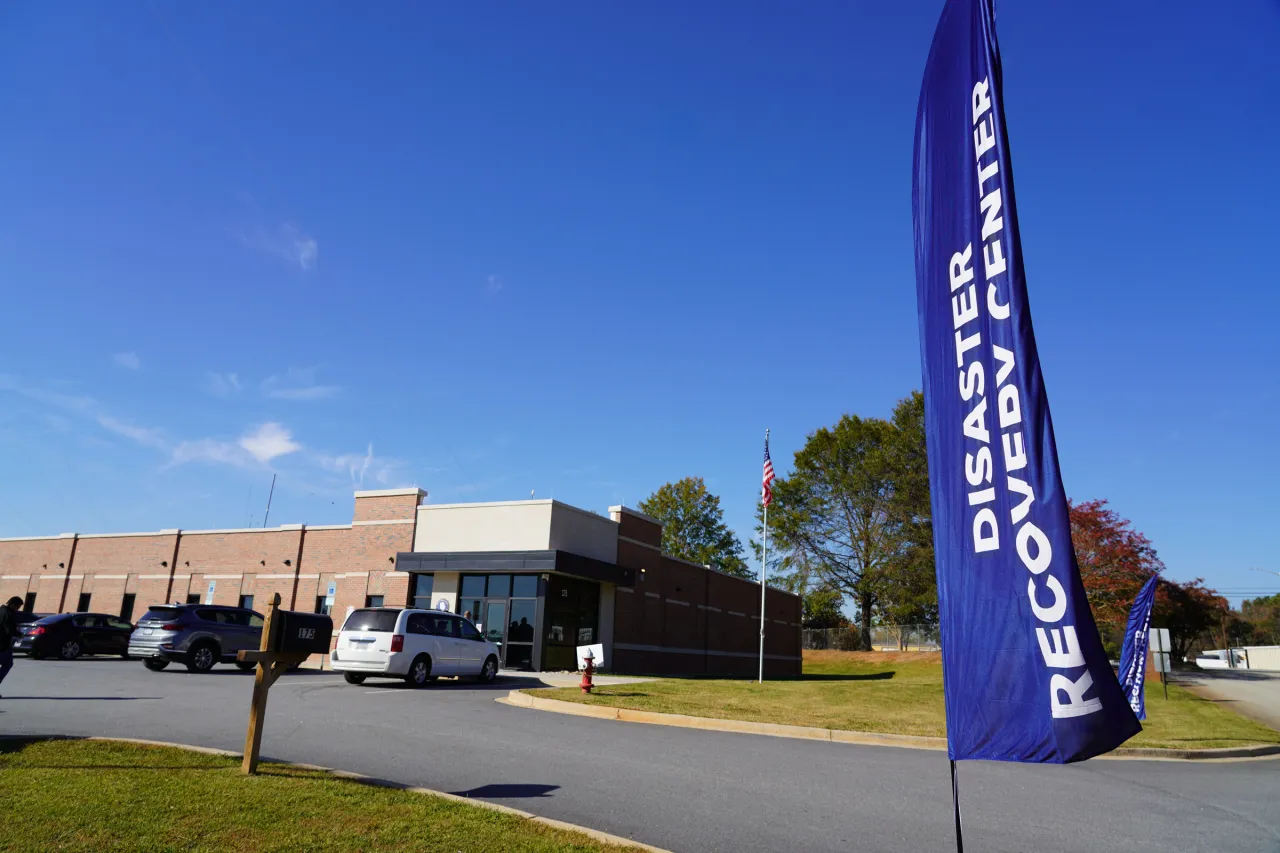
(478, 655, 499, 684)
(59, 640, 83, 661)
(343, 672, 366, 685)
(186, 643, 219, 673)
(235, 661, 256, 672)
(144, 659, 170, 672)
(405, 655, 432, 688)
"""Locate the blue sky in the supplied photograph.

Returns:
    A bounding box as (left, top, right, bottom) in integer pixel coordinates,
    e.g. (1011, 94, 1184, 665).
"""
(1, 2, 1277, 605)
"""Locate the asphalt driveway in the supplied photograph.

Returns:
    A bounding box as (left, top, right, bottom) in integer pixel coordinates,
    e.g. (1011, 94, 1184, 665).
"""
(1, 657, 1277, 853)
(1179, 668, 1280, 730)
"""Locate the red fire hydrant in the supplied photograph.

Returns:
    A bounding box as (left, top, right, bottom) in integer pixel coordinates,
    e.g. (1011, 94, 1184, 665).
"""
(580, 648, 595, 694)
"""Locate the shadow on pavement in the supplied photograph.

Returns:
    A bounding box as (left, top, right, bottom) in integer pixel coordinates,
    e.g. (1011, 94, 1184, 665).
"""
(451, 783, 560, 799)
(1180, 670, 1280, 682)
(353, 677, 523, 693)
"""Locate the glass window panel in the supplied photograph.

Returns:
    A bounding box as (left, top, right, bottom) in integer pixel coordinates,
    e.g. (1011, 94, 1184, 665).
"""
(460, 599, 483, 621)
(486, 574, 511, 598)
(413, 575, 434, 599)
(511, 575, 538, 598)
(460, 575, 486, 599)
(459, 620, 483, 642)
(509, 599, 536, 643)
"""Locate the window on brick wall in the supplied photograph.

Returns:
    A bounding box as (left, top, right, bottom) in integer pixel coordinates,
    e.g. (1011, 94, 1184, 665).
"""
(186, 593, 201, 604)
(239, 595, 254, 611)
(365, 595, 384, 608)
(77, 593, 92, 612)
(120, 594, 136, 622)
(315, 595, 330, 615)
(23, 592, 36, 613)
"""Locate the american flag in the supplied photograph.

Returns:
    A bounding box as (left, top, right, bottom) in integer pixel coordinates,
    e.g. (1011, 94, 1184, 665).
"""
(761, 433, 775, 507)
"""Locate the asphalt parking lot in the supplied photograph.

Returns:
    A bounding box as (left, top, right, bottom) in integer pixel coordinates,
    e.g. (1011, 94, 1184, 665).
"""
(2, 656, 1278, 853)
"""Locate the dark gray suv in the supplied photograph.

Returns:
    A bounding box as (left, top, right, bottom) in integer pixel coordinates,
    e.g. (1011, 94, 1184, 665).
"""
(128, 604, 264, 673)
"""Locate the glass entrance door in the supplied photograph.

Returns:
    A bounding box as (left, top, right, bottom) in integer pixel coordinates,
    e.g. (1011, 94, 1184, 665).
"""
(482, 599, 506, 661)
(504, 598, 536, 670)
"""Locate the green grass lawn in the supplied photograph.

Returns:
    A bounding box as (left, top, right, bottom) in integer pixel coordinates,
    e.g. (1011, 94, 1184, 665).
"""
(0, 739, 639, 853)
(527, 651, 1280, 751)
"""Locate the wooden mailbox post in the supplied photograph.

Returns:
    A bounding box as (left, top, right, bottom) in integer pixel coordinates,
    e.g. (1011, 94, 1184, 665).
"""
(238, 592, 333, 774)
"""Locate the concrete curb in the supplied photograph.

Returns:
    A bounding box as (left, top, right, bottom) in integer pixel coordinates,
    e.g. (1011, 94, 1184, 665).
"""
(501, 691, 1280, 762)
(3, 735, 672, 853)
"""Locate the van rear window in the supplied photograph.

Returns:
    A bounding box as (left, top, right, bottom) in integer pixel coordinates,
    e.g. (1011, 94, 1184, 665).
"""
(343, 609, 400, 633)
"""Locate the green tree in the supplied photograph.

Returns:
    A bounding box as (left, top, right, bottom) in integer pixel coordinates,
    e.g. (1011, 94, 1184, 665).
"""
(638, 477, 752, 579)
(1241, 593, 1280, 645)
(803, 586, 847, 629)
(879, 392, 936, 626)
(766, 393, 934, 650)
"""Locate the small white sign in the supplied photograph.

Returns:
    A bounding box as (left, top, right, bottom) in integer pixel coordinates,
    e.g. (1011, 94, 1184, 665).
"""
(576, 643, 605, 670)
(435, 599, 450, 612)
(325, 582, 337, 606)
(205, 580, 216, 605)
(1149, 628, 1172, 673)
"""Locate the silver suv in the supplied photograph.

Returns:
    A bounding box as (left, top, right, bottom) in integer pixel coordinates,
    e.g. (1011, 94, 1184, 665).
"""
(128, 604, 264, 673)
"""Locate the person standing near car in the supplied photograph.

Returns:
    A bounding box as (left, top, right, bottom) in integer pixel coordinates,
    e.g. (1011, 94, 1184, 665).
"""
(0, 596, 23, 695)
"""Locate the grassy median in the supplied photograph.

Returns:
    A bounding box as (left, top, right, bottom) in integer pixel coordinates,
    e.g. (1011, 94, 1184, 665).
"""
(527, 651, 1280, 751)
(0, 739, 640, 853)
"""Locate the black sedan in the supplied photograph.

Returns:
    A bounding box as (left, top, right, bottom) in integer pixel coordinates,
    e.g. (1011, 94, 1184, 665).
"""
(13, 612, 135, 660)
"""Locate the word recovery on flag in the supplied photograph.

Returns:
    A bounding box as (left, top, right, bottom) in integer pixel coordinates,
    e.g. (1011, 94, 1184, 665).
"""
(949, 77, 1100, 720)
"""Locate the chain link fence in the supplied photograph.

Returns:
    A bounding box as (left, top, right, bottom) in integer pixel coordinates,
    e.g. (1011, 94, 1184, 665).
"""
(801, 626, 862, 651)
(802, 624, 940, 652)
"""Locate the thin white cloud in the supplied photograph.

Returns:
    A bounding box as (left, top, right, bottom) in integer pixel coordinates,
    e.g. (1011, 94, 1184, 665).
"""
(239, 422, 301, 463)
(170, 438, 258, 470)
(113, 352, 141, 370)
(0, 374, 171, 452)
(485, 273, 504, 294)
(203, 371, 242, 397)
(261, 367, 340, 401)
(317, 443, 404, 488)
(238, 222, 318, 271)
(97, 416, 166, 450)
(172, 422, 302, 470)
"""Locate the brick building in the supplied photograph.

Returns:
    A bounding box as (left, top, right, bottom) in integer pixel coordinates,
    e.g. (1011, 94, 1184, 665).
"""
(0, 490, 801, 676)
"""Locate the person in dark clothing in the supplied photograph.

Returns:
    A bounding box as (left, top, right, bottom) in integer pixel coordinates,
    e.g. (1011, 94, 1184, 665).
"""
(0, 596, 23, 695)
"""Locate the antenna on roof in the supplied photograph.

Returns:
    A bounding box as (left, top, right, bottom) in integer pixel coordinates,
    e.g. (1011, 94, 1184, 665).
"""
(262, 474, 277, 528)
(531, 489, 535, 499)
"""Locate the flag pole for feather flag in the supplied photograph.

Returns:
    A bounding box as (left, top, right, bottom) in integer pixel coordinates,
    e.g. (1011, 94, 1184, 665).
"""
(758, 428, 772, 683)
(950, 759, 964, 852)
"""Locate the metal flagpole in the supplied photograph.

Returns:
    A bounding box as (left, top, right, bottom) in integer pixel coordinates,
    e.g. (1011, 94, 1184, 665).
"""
(758, 429, 769, 684)
(950, 759, 965, 852)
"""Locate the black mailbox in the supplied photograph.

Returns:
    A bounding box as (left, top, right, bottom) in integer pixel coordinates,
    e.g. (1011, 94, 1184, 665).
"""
(269, 610, 333, 655)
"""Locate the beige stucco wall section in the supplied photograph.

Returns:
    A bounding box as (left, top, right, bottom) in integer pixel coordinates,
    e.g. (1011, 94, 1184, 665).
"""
(431, 571, 460, 613)
(414, 501, 554, 552)
(413, 500, 619, 563)
(548, 503, 618, 563)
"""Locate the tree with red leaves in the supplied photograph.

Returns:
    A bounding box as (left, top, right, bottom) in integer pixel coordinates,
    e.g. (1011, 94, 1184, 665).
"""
(1068, 499, 1165, 633)
(1069, 499, 1228, 660)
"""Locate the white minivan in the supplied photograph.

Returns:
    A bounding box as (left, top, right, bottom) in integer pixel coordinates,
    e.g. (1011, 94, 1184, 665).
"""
(331, 608, 501, 687)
